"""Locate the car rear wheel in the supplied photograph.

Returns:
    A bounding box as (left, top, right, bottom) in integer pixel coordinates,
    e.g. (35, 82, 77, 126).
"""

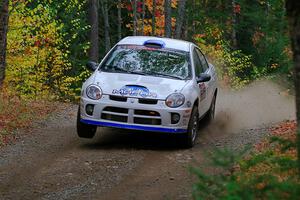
(77, 107, 97, 138)
(183, 106, 199, 148)
(204, 93, 216, 123)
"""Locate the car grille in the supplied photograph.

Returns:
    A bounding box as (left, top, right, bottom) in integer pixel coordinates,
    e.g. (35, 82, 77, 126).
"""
(101, 107, 128, 122)
(101, 113, 128, 122)
(133, 109, 161, 125)
(138, 98, 158, 105)
(133, 117, 161, 125)
(109, 95, 127, 102)
(108, 95, 158, 105)
(134, 110, 160, 116)
(101, 106, 162, 125)
(103, 106, 128, 113)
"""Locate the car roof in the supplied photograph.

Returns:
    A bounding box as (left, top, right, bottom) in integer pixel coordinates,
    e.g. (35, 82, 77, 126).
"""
(117, 36, 193, 52)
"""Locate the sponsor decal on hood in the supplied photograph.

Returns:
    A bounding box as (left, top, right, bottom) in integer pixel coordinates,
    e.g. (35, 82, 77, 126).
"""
(112, 85, 157, 98)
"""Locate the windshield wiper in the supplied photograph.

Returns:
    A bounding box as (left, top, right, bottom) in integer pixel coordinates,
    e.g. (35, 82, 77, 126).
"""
(103, 64, 147, 75)
(129, 71, 147, 75)
(103, 64, 128, 73)
(147, 72, 184, 80)
(103, 65, 183, 79)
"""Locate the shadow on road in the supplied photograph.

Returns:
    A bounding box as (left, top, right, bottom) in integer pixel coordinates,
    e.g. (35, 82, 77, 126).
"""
(80, 130, 186, 151)
(79, 120, 210, 151)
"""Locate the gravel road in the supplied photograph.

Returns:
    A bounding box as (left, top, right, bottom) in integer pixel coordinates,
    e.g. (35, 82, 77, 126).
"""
(0, 80, 295, 200)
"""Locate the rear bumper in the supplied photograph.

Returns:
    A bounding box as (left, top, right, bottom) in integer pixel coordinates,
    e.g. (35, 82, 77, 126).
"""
(80, 119, 187, 133)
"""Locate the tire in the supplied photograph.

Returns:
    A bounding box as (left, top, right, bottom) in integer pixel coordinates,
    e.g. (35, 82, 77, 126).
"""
(204, 93, 216, 123)
(183, 106, 199, 148)
(76, 107, 97, 138)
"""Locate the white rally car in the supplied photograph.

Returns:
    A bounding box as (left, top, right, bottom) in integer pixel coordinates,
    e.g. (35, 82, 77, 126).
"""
(77, 36, 217, 147)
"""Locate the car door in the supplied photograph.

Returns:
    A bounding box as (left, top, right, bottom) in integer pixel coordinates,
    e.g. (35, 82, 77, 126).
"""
(192, 48, 209, 117)
(195, 48, 214, 110)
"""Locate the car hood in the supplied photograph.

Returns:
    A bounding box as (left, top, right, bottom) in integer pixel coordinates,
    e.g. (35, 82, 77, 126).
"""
(92, 71, 190, 100)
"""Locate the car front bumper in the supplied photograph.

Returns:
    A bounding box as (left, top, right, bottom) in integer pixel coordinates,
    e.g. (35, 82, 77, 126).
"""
(80, 95, 192, 133)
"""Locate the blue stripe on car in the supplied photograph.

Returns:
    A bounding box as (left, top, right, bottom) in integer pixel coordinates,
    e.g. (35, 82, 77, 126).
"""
(80, 119, 187, 133)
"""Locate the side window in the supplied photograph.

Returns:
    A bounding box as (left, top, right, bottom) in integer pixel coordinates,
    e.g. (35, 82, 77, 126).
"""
(196, 49, 209, 72)
(192, 49, 203, 76)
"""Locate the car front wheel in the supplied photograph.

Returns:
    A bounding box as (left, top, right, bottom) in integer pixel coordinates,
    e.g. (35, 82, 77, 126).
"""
(76, 107, 97, 138)
(183, 106, 199, 148)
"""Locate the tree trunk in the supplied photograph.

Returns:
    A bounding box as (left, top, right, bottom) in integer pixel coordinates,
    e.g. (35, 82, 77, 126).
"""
(88, 0, 99, 62)
(286, 0, 300, 174)
(0, 0, 9, 86)
(164, 0, 172, 38)
(101, 0, 111, 53)
(133, 0, 137, 36)
(231, 0, 238, 49)
(141, 0, 145, 36)
(152, 0, 156, 36)
(183, 14, 188, 40)
(191, 0, 196, 42)
(117, 0, 122, 40)
(175, 0, 186, 39)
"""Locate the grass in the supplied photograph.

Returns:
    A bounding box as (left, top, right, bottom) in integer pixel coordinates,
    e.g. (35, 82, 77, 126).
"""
(0, 87, 58, 146)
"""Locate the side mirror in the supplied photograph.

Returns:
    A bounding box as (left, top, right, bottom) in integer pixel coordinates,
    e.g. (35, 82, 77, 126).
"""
(196, 73, 211, 83)
(86, 61, 98, 71)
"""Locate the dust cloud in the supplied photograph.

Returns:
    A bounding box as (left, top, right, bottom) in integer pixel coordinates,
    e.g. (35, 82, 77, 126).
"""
(208, 80, 295, 135)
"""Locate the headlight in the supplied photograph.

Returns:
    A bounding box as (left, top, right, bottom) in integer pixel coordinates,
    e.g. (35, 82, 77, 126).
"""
(165, 93, 185, 108)
(86, 85, 102, 100)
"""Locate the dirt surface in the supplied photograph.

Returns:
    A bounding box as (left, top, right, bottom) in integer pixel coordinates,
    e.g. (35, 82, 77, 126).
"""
(0, 80, 295, 200)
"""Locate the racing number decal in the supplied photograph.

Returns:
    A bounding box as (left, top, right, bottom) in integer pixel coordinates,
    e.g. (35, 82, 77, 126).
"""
(199, 83, 206, 101)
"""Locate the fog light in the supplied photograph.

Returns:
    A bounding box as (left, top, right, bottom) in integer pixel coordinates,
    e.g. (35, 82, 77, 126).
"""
(171, 113, 180, 124)
(86, 104, 94, 116)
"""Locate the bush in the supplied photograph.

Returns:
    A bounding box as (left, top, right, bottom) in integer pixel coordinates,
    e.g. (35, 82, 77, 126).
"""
(191, 121, 300, 200)
(195, 36, 254, 89)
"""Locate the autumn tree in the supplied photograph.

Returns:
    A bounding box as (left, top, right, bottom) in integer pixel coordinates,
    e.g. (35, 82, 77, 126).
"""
(0, 0, 9, 86)
(286, 0, 300, 172)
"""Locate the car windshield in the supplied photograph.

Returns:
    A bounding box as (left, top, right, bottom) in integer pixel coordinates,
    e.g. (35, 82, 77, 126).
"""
(100, 45, 191, 80)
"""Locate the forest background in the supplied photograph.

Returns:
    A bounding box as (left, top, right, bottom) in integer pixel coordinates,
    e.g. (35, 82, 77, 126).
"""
(1, 0, 292, 100)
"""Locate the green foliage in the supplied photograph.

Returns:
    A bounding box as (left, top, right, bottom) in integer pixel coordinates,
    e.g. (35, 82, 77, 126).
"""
(236, 0, 292, 76)
(196, 37, 254, 89)
(188, 0, 292, 87)
(191, 138, 300, 200)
